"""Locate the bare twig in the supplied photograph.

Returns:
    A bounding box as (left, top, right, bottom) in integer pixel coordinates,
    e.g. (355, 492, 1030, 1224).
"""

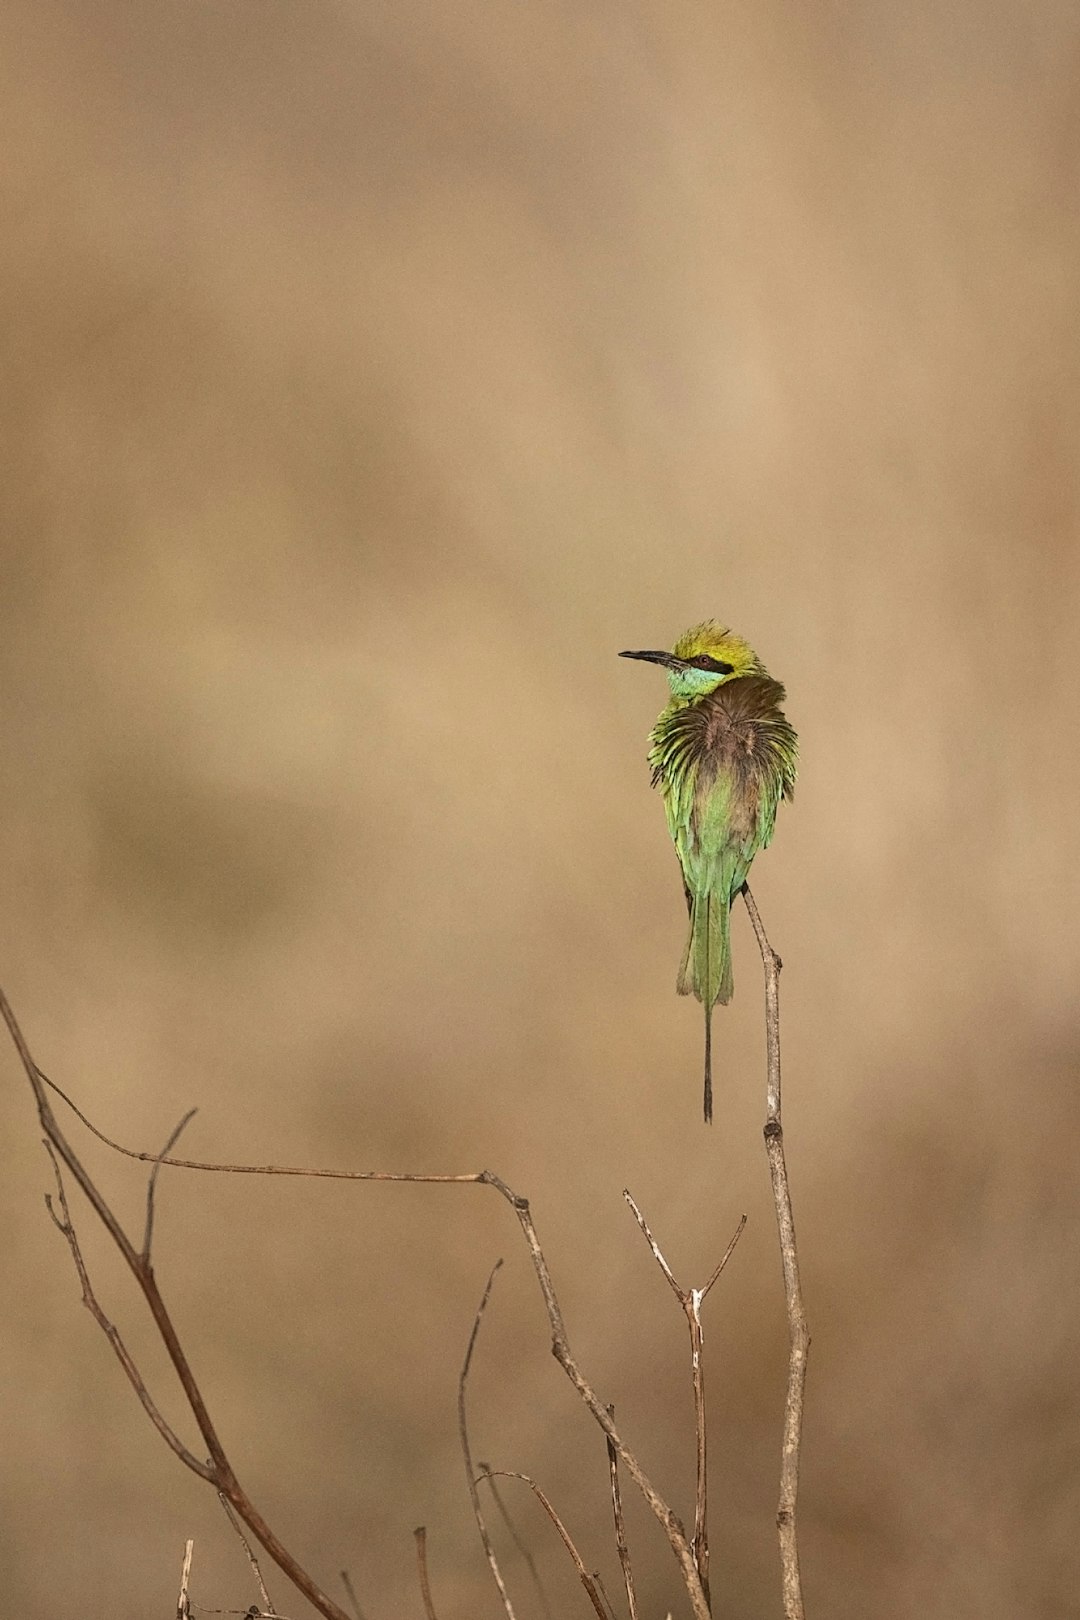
(177, 1538, 195, 1620)
(0, 988, 353, 1620)
(703, 1218, 749, 1300)
(624, 1193, 746, 1606)
(483, 1173, 710, 1619)
(219, 1493, 277, 1615)
(38, 1070, 484, 1184)
(459, 1262, 516, 1618)
(42, 1142, 213, 1477)
(144, 1108, 198, 1260)
(605, 1407, 638, 1620)
(188, 1609, 298, 1618)
(480, 1470, 606, 1620)
(338, 1571, 367, 1620)
(479, 1463, 552, 1619)
(4, 989, 711, 1618)
(413, 1527, 439, 1620)
(741, 884, 810, 1620)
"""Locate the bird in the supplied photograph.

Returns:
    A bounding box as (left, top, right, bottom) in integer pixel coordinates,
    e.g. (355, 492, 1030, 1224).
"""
(620, 622, 797, 1123)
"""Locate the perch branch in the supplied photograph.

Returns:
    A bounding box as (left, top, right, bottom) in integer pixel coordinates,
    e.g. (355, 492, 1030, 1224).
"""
(741, 885, 810, 1620)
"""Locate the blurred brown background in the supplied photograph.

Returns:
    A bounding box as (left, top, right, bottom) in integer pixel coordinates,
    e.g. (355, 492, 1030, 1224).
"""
(2, 2, 1079, 1617)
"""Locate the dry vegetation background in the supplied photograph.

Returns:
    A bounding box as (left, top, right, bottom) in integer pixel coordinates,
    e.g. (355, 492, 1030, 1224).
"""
(2, 2, 1079, 1617)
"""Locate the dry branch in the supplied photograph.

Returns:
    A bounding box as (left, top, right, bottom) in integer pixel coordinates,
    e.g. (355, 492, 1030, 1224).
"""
(5, 949, 806, 1620)
(413, 1527, 439, 1620)
(605, 1408, 638, 1620)
(219, 1492, 277, 1615)
(144, 1108, 198, 1259)
(482, 1173, 711, 1617)
(458, 1261, 517, 1618)
(480, 1468, 607, 1620)
(176, 1538, 194, 1620)
(0, 988, 353, 1620)
(624, 1194, 746, 1607)
(591, 1569, 620, 1620)
(5, 1000, 713, 1618)
(479, 1464, 552, 1618)
(741, 884, 810, 1620)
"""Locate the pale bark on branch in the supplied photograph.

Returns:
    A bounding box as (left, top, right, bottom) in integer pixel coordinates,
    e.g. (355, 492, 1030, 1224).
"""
(742, 884, 810, 1620)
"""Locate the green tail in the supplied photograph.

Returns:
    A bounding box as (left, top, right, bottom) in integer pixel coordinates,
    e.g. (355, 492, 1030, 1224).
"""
(677, 890, 734, 1124)
(677, 889, 734, 1007)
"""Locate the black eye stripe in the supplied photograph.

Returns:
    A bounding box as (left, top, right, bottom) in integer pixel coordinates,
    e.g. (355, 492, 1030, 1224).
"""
(693, 655, 734, 673)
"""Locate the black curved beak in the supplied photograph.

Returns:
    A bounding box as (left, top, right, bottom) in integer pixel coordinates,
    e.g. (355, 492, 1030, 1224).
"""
(619, 649, 684, 670)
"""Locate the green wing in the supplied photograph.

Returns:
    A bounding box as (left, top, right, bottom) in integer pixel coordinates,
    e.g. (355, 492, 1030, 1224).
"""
(648, 675, 796, 1009)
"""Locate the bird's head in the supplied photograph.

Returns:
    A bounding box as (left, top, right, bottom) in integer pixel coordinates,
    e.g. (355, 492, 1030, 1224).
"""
(620, 621, 763, 700)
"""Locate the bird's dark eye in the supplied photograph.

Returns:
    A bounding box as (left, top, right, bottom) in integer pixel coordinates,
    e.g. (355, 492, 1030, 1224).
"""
(693, 654, 734, 673)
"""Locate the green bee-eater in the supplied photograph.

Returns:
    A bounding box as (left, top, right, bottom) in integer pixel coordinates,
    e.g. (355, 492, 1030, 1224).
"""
(621, 622, 797, 1122)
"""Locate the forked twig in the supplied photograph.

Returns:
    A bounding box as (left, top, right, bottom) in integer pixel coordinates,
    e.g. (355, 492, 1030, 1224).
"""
(484, 1174, 710, 1617)
(413, 1527, 439, 1620)
(2, 988, 711, 1619)
(741, 884, 809, 1620)
(458, 1262, 516, 1618)
(624, 1193, 746, 1606)
(0, 989, 353, 1620)
(605, 1407, 638, 1620)
(42, 1141, 213, 1477)
(479, 1469, 606, 1620)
